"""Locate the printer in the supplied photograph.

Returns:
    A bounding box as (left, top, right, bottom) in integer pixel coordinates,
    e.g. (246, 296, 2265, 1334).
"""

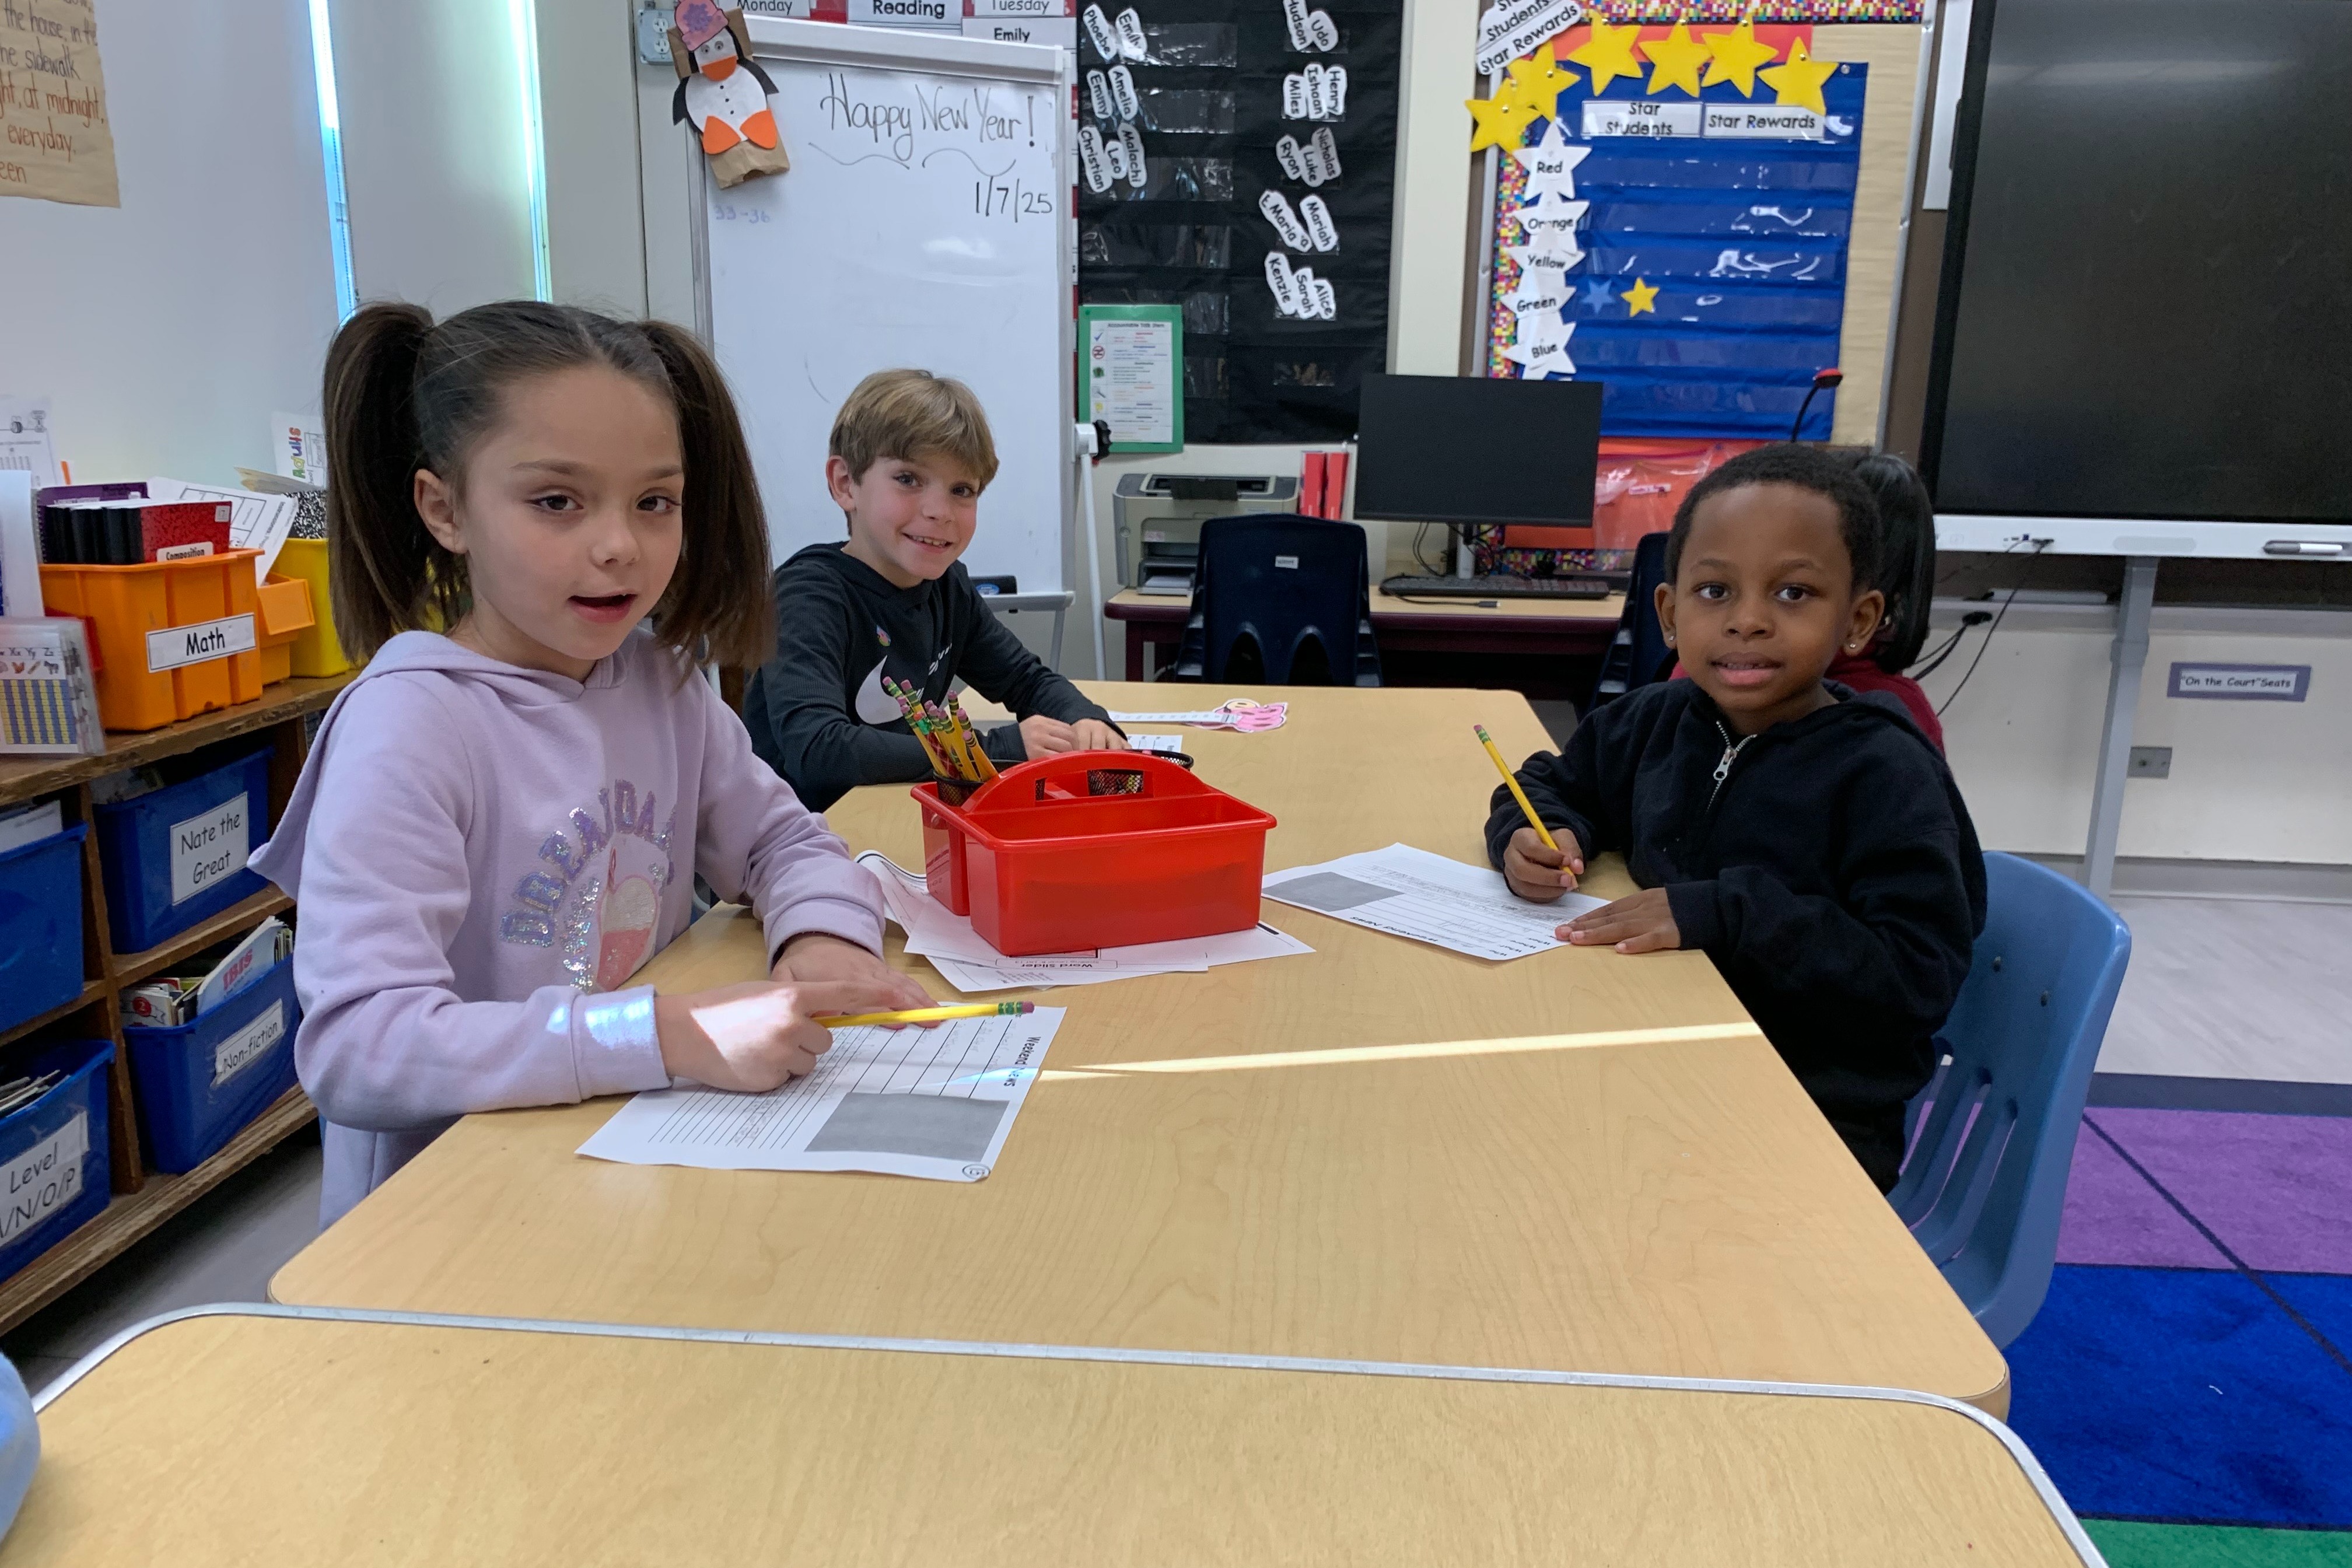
(1112, 473, 1300, 595)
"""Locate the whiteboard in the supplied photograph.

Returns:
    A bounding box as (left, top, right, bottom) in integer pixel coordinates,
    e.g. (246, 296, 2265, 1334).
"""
(696, 18, 1075, 592)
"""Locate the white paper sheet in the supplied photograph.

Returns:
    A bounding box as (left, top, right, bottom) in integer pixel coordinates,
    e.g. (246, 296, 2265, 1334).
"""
(577, 1007, 1064, 1180)
(145, 478, 296, 583)
(0, 470, 40, 618)
(1126, 732, 1187, 755)
(0, 398, 58, 489)
(1262, 842, 1606, 961)
(859, 852, 1311, 992)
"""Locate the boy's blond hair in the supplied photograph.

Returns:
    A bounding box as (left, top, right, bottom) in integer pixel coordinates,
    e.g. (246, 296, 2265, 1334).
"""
(829, 369, 999, 490)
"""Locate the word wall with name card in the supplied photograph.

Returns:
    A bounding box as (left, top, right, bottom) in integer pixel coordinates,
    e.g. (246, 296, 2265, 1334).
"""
(1481, 20, 1866, 439)
(1076, 0, 1403, 442)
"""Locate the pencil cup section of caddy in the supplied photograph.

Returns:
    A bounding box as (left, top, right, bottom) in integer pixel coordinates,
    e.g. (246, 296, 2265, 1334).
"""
(914, 752, 1276, 956)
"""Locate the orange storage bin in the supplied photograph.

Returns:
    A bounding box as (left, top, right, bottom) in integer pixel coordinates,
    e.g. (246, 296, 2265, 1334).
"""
(910, 751, 1276, 956)
(254, 573, 316, 685)
(273, 538, 354, 677)
(40, 550, 267, 732)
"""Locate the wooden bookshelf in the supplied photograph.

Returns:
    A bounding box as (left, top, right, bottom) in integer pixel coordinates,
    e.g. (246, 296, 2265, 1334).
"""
(0, 1088, 315, 1337)
(0, 676, 349, 1333)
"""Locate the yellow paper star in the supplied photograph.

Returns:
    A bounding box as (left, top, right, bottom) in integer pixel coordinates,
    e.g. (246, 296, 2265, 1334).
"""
(1567, 16, 1645, 98)
(1499, 40, 1581, 124)
(1701, 13, 1780, 97)
(1759, 36, 1837, 115)
(1640, 20, 1712, 98)
(1624, 277, 1660, 316)
(1466, 91, 1536, 152)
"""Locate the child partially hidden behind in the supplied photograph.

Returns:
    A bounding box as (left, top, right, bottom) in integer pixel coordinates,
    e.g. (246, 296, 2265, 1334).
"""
(1490, 444, 1986, 1191)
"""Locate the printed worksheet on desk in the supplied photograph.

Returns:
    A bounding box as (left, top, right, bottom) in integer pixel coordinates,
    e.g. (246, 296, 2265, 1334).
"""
(576, 1009, 1064, 1181)
(1262, 843, 1606, 962)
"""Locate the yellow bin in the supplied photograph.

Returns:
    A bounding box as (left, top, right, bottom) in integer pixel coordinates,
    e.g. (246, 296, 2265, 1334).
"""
(274, 540, 354, 677)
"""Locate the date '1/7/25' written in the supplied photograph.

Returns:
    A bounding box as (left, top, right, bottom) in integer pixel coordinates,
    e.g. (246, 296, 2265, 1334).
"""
(975, 178, 1054, 221)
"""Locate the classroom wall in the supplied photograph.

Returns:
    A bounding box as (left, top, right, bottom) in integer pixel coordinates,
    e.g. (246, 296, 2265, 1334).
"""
(1386, 0, 1480, 376)
(327, 0, 543, 311)
(540, 0, 650, 314)
(0, 0, 341, 483)
(1931, 604, 2352, 869)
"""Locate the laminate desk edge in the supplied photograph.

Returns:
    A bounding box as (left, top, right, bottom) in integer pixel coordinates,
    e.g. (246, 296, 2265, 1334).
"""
(34, 1303, 2084, 1564)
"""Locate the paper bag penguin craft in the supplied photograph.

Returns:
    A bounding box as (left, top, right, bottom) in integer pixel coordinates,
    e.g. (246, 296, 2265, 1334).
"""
(670, 1, 789, 188)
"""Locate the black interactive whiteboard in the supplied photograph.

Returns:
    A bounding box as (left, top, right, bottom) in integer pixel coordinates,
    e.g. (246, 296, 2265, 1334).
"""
(1922, 0, 2352, 524)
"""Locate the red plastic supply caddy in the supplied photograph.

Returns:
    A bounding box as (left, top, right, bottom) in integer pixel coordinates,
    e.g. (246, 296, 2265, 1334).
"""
(911, 751, 1276, 956)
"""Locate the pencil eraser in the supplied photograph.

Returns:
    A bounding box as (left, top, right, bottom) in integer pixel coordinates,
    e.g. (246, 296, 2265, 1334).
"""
(1019, 1001, 1036, 1013)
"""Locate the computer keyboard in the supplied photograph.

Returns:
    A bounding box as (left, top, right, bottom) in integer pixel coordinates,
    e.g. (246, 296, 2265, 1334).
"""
(1381, 575, 1615, 600)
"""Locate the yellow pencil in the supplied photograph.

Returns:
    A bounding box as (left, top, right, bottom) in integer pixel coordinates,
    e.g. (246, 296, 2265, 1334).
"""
(825, 1000, 1036, 1028)
(1474, 724, 1559, 852)
(926, 701, 987, 780)
(945, 693, 1000, 780)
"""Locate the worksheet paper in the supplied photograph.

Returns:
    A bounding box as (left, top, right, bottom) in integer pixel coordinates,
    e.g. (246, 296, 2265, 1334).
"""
(577, 1007, 1064, 1181)
(859, 852, 1311, 992)
(1262, 842, 1605, 961)
(1125, 732, 1187, 755)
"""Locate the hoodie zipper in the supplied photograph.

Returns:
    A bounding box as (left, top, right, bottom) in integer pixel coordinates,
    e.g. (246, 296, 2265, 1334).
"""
(1709, 722, 1756, 810)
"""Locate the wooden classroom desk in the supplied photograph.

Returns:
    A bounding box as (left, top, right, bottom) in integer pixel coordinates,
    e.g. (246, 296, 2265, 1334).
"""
(272, 685, 2008, 1415)
(4, 1307, 2094, 1567)
(1105, 586, 1625, 680)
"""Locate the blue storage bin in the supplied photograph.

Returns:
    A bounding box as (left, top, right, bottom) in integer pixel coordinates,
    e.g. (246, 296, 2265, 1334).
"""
(124, 955, 299, 1174)
(0, 1039, 113, 1284)
(94, 747, 272, 955)
(0, 824, 87, 1035)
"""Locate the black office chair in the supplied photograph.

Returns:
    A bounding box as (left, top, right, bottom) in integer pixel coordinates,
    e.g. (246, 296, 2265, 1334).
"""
(1586, 531, 1674, 710)
(1173, 514, 1381, 686)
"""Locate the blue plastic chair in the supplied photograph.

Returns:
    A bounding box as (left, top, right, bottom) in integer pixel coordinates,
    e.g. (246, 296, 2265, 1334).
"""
(1892, 852, 2132, 1348)
(1174, 514, 1380, 685)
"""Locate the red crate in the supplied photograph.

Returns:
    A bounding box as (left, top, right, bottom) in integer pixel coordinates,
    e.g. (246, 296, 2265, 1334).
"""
(911, 752, 1276, 956)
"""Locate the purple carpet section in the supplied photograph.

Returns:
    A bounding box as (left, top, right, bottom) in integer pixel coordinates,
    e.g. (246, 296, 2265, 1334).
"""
(2087, 1109, 2352, 1275)
(2056, 1121, 2231, 1269)
(2052, 1108, 2352, 1273)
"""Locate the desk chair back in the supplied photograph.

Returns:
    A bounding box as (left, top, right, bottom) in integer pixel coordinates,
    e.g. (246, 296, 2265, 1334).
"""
(1176, 515, 1380, 685)
(1893, 852, 2132, 1348)
(1587, 531, 1674, 710)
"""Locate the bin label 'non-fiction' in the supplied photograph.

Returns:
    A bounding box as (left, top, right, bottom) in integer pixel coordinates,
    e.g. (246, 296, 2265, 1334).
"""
(214, 1000, 286, 1088)
(1, 1112, 87, 1245)
(145, 613, 257, 674)
(169, 794, 250, 906)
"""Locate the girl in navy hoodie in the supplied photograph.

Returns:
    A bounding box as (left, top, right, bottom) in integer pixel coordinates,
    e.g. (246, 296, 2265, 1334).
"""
(1489, 444, 1985, 1190)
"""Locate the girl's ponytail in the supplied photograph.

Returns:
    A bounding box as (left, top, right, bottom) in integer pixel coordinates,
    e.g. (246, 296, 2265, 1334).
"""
(638, 320, 772, 671)
(323, 303, 464, 659)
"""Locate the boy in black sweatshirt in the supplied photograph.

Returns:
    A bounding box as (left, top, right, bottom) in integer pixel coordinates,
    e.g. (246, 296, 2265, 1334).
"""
(743, 369, 1122, 811)
(1488, 444, 1985, 1190)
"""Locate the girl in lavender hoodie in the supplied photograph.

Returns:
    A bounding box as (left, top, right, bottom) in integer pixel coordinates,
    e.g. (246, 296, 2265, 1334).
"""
(253, 300, 933, 1226)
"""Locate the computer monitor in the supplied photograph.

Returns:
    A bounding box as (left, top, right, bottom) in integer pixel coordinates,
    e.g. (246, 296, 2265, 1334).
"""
(1353, 373, 1603, 528)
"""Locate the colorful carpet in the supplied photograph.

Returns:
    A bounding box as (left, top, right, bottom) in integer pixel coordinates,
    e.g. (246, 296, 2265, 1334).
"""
(2004, 1082, 2352, 1566)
